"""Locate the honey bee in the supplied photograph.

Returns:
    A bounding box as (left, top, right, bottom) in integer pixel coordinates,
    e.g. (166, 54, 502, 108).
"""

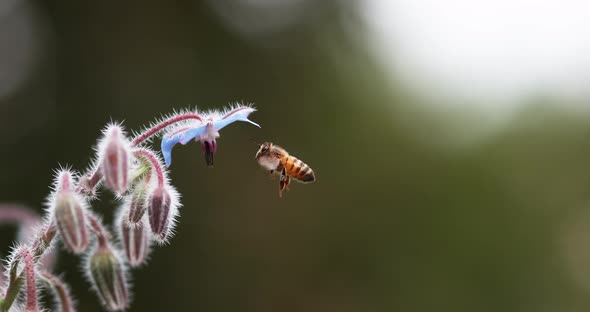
(255, 142, 316, 197)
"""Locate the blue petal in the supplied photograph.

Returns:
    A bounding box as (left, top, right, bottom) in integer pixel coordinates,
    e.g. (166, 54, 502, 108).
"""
(213, 109, 260, 132)
(161, 133, 182, 167)
(178, 125, 207, 145)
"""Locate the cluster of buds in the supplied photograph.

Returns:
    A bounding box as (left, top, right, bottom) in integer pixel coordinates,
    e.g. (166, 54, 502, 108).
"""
(0, 105, 259, 312)
(43, 166, 132, 312)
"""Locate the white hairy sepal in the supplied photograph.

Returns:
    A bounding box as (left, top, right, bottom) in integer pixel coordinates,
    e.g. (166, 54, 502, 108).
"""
(146, 183, 181, 245)
(115, 204, 153, 268)
(46, 169, 89, 254)
(83, 243, 131, 311)
(97, 124, 133, 196)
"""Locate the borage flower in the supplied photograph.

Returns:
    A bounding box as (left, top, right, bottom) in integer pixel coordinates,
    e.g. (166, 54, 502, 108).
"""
(160, 105, 260, 167)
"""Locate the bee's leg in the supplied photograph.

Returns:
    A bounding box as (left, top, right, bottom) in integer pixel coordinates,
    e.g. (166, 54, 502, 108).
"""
(271, 164, 283, 181)
(285, 175, 291, 191)
(268, 170, 279, 180)
(279, 168, 288, 197)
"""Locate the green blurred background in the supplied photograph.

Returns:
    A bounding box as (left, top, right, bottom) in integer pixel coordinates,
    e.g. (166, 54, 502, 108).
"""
(2, 0, 590, 311)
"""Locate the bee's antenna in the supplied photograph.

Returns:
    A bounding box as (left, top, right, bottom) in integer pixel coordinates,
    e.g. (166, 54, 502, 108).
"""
(249, 138, 260, 145)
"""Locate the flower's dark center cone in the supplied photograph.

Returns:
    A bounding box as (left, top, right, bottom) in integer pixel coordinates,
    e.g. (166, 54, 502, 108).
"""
(203, 142, 214, 167)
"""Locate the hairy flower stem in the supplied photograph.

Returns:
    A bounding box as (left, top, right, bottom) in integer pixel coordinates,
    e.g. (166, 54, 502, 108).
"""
(31, 222, 57, 258)
(87, 214, 110, 249)
(1, 248, 37, 312)
(0, 223, 57, 312)
(40, 271, 74, 312)
(133, 148, 165, 188)
(1, 277, 22, 312)
(131, 112, 202, 146)
(77, 169, 103, 195)
(0, 205, 41, 292)
(21, 250, 37, 312)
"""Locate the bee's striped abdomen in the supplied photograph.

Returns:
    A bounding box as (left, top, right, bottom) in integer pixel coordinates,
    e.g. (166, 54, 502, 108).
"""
(282, 156, 316, 183)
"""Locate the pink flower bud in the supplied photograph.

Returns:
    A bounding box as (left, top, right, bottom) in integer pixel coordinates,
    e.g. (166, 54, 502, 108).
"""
(119, 216, 151, 267)
(50, 171, 89, 254)
(126, 185, 147, 224)
(116, 204, 151, 267)
(87, 245, 129, 311)
(99, 125, 131, 195)
(147, 185, 180, 243)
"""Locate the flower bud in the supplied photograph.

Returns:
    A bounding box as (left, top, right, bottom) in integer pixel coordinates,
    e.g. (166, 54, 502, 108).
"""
(119, 215, 151, 267)
(51, 171, 89, 254)
(87, 245, 129, 311)
(99, 125, 131, 195)
(147, 186, 170, 238)
(147, 185, 180, 243)
(54, 192, 89, 254)
(126, 184, 147, 224)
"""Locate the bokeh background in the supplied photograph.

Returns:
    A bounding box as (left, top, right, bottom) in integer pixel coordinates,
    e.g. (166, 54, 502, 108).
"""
(2, 0, 590, 311)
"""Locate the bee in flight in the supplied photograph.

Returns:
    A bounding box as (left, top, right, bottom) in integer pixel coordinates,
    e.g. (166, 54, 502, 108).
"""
(254, 142, 316, 197)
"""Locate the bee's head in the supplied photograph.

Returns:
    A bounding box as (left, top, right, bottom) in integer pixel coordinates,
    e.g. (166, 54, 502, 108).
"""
(255, 142, 272, 160)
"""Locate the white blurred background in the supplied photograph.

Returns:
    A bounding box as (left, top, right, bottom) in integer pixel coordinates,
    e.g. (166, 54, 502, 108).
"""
(363, 0, 590, 114)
